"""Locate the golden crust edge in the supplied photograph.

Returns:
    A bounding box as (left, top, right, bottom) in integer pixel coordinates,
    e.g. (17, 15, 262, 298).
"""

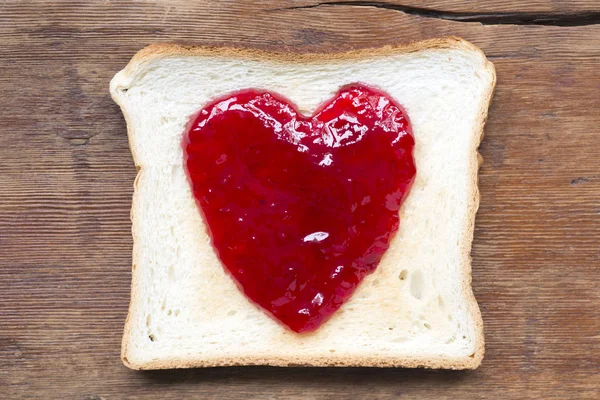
(462, 54, 497, 370)
(122, 353, 482, 370)
(112, 36, 481, 82)
(112, 37, 497, 370)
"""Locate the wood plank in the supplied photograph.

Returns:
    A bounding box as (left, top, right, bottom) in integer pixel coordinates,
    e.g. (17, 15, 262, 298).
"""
(0, 1, 599, 399)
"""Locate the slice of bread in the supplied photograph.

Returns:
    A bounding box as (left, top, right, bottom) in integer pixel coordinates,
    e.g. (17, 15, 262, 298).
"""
(110, 37, 496, 370)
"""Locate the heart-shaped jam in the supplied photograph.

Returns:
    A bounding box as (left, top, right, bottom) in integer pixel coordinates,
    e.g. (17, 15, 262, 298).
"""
(184, 84, 416, 332)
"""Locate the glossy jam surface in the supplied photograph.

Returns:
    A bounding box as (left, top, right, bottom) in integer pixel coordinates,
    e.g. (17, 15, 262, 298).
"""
(184, 84, 416, 332)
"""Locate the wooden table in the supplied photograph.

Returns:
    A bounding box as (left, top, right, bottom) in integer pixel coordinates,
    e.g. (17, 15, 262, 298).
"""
(1, 1, 599, 398)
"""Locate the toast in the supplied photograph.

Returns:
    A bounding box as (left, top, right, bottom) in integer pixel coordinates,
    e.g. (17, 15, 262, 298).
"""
(110, 37, 496, 369)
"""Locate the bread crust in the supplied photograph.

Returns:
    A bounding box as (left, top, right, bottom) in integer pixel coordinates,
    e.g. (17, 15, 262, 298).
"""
(111, 37, 496, 370)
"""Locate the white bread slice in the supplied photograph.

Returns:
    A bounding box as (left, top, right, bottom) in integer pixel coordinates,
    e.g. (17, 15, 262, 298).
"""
(110, 37, 495, 370)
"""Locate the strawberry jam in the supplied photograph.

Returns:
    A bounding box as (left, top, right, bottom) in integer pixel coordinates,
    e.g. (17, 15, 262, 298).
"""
(184, 84, 416, 333)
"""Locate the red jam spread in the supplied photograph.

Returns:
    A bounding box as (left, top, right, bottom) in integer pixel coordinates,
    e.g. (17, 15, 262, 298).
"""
(184, 84, 416, 332)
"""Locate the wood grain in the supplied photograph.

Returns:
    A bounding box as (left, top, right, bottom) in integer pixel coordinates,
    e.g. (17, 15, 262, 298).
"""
(0, 1, 599, 399)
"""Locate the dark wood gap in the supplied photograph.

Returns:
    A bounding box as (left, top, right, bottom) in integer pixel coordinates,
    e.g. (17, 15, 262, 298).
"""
(270, 1, 600, 27)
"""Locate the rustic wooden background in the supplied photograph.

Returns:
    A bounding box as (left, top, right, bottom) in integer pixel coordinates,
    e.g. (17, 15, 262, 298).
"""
(1, 1, 599, 399)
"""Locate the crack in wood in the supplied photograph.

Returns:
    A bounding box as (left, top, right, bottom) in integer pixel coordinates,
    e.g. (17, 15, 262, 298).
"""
(270, 1, 600, 27)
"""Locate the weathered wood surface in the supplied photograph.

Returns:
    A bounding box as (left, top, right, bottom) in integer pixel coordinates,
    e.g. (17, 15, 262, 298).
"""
(0, 1, 598, 399)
